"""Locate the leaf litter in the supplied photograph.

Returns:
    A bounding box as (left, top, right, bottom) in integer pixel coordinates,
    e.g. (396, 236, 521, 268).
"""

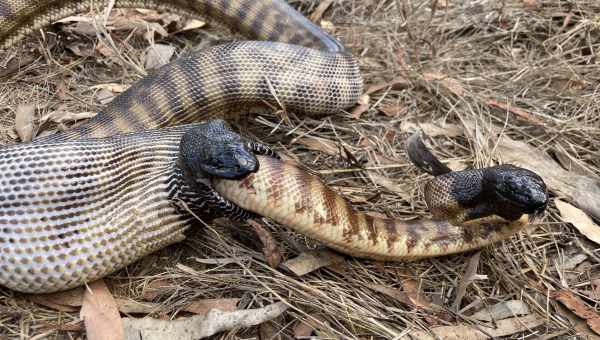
(80, 280, 124, 340)
(3, 0, 600, 338)
(122, 302, 288, 340)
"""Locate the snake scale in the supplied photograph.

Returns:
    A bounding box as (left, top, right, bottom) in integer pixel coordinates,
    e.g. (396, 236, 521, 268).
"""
(0, 0, 548, 293)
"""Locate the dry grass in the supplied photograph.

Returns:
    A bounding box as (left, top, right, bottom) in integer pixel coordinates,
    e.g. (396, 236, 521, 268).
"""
(1, 0, 600, 338)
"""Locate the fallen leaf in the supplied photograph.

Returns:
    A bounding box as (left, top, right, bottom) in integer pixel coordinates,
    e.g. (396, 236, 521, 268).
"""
(259, 320, 283, 340)
(28, 286, 85, 311)
(177, 19, 206, 32)
(406, 314, 544, 339)
(131, 9, 172, 22)
(183, 298, 239, 315)
(144, 44, 176, 70)
(400, 122, 463, 138)
(0, 54, 36, 78)
(368, 172, 411, 201)
(248, 220, 282, 267)
(115, 298, 239, 315)
(54, 15, 93, 24)
(350, 94, 370, 119)
(486, 98, 546, 126)
(129, 9, 180, 33)
(295, 136, 339, 155)
(28, 280, 240, 314)
(553, 253, 588, 272)
(495, 134, 600, 220)
(91, 83, 129, 93)
(397, 268, 437, 311)
(471, 300, 530, 322)
(523, 0, 540, 8)
(423, 72, 465, 96)
(282, 250, 344, 276)
(553, 144, 598, 178)
(110, 17, 168, 39)
(55, 15, 96, 36)
(122, 301, 288, 340)
(365, 77, 409, 95)
(15, 104, 36, 142)
(293, 320, 316, 337)
(96, 89, 117, 105)
(552, 289, 600, 335)
(144, 23, 169, 42)
(45, 110, 96, 124)
(64, 21, 98, 36)
(95, 42, 119, 61)
(435, 0, 449, 8)
(132, 8, 154, 15)
(366, 211, 388, 219)
(379, 104, 406, 117)
(54, 82, 70, 101)
(66, 42, 95, 57)
(319, 20, 336, 33)
(554, 303, 598, 339)
(555, 200, 600, 245)
(293, 315, 330, 338)
(28, 298, 79, 312)
(80, 280, 124, 340)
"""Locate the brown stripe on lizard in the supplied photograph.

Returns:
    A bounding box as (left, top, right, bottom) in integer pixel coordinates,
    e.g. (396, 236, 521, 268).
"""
(312, 175, 340, 226)
(383, 218, 399, 251)
(213, 155, 547, 261)
(339, 196, 360, 243)
(264, 155, 286, 207)
(289, 163, 314, 215)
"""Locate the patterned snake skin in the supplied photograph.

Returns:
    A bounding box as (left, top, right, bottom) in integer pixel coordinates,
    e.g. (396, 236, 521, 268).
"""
(0, 0, 548, 293)
(213, 156, 537, 260)
(45, 41, 362, 142)
(0, 0, 343, 51)
(0, 126, 194, 292)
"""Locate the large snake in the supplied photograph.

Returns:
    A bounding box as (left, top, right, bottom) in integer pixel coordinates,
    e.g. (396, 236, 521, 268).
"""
(0, 0, 548, 293)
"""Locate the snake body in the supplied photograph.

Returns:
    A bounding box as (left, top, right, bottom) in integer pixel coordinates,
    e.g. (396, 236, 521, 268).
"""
(0, 126, 193, 292)
(46, 41, 362, 142)
(0, 0, 343, 51)
(0, 0, 549, 293)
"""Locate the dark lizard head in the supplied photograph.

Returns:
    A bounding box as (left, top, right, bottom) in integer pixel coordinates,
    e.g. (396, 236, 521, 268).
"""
(179, 119, 258, 179)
